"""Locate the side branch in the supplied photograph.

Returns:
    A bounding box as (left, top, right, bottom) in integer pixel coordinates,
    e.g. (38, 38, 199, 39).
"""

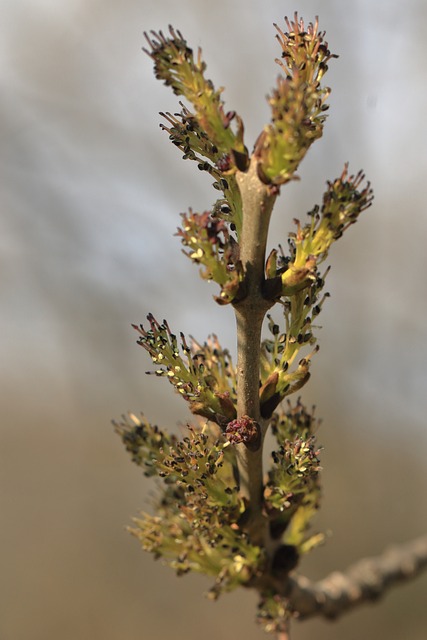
(285, 535, 427, 620)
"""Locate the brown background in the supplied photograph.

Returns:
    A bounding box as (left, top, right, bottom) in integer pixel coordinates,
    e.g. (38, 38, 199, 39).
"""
(1, 1, 427, 639)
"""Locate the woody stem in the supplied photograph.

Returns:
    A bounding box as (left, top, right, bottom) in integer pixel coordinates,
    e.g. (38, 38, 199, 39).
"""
(234, 158, 277, 544)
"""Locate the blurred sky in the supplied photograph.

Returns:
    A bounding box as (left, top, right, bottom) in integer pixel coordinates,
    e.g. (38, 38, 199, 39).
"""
(1, 1, 427, 640)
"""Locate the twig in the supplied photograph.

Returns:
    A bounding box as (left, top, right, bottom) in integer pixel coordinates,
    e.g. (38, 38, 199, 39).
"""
(285, 535, 427, 620)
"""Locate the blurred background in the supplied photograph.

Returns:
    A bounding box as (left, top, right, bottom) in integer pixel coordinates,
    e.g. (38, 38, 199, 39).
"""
(1, 0, 427, 638)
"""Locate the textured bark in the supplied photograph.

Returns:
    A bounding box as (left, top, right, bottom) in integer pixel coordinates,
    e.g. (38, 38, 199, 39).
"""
(285, 535, 427, 620)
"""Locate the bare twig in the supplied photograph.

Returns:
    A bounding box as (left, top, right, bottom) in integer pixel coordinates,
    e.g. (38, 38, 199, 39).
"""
(285, 535, 427, 620)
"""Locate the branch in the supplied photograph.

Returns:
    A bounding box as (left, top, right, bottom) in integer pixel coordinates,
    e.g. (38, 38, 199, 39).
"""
(285, 535, 427, 620)
(233, 158, 277, 544)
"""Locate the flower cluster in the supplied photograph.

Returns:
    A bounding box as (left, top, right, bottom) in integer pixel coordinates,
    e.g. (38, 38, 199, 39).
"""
(114, 412, 177, 476)
(259, 165, 373, 416)
(144, 26, 247, 237)
(255, 14, 337, 185)
(259, 304, 322, 418)
(143, 26, 246, 158)
(115, 414, 264, 597)
(257, 594, 290, 635)
(256, 401, 323, 631)
(176, 209, 244, 304)
(133, 315, 237, 426)
(265, 401, 323, 551)
(289, 165, 374, 264)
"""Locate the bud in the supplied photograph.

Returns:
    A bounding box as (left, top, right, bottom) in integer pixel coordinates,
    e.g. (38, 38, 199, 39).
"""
(225, 416, 261, 452)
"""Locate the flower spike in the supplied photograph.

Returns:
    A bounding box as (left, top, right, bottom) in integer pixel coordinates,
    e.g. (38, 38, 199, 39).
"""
(255, 14, 338, 185)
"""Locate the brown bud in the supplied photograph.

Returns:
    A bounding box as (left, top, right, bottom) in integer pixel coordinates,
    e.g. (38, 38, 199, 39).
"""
(215, 392, 237, 422)
(271, 544, 299, 577)
(259, 371, 279, 404)
(225, 415, 261, 451)
(231, 148, 250, 172)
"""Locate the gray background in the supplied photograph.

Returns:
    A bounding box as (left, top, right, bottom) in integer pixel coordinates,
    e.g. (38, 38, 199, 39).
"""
(1, 0, 426, 638)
